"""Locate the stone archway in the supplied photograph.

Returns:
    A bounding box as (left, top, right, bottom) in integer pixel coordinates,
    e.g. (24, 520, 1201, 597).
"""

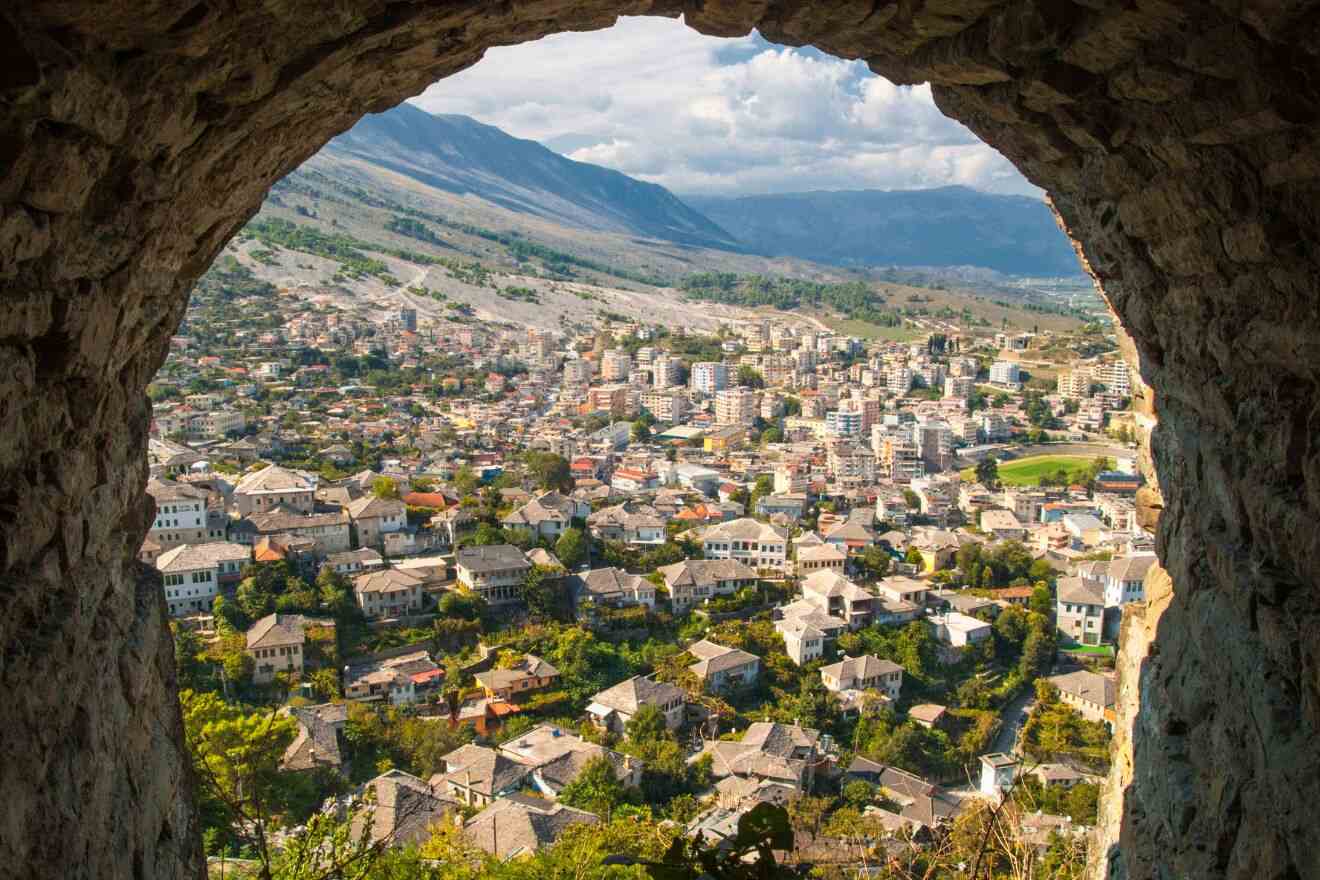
(3, 2, 1318, 877)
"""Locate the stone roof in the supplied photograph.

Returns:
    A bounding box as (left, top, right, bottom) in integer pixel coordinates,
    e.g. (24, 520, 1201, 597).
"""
(245, 508, 348, 532)
(456, 543, 531, 573)
(234, 463, 314, 495)
(700, 517, 787, 543)
(1107, 553, 1158, 583)
(245, 612, 317, 650)
(146, 477, 210, 503)
(155, 542, 250, 572)
(568, 566, 649, 599)
(687, 640, 759, 678)
(820, 654, 903, 684)
(351, 770, 457, 848)
(590, 675, 685, 717)
(474, 654, 559, 690)
(352, 567, 423, 595)
(1048, 669, 1117, 709)
(801, 570, 875, 602)
(658, 558, 759, 588)
(1057, 576, 1105, 606)
(281, 703, 347, 772)
(346, 494, 406, 519)
(436, 744, 530, 797)
(463, 795, 598, 859)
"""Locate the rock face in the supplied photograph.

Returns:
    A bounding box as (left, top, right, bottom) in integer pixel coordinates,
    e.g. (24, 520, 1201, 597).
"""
(3, 2, 1320, 878)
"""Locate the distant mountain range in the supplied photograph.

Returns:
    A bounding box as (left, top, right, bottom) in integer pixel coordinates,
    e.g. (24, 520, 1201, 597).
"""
(685, 187, 1081, 276)
(325, 104, 1081, 277)
(325, 103, 738, 250)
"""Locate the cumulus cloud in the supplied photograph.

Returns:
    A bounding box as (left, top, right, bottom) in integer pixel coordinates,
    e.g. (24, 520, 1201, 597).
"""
(411, 16, 1036, 197)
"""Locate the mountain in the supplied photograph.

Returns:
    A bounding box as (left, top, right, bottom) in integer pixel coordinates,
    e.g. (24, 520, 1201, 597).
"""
(684, 187, 1083, 276)
(325, 103, 738, 250)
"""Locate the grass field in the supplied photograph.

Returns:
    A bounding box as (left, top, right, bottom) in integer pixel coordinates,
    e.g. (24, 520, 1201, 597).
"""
(823, 316, 924, 341)
(960, 454, 1094, 486)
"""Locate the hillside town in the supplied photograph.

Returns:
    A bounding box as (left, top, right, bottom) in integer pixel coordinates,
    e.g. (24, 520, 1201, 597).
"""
(156, 274, 1141, 878)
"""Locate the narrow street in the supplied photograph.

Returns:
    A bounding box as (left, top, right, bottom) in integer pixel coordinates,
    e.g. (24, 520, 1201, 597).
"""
(992, 687, 1036, 756)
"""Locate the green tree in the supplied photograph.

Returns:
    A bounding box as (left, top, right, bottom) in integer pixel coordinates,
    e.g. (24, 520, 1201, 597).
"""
(859, 546, 891, 580)
(1029, 581, 1054, 616)
(559, 754, 631, 819)
(625, 704, 669, 749)
(525, 451, 573, 492)
(555, 526, 589, 569)
(975, 455, 1000, 487)
(520, 564, 560, 620)
(180, 690, 298, 870)
(371, 476, 399, 499)
(631, 419, 652, 442)
(736, 365, 765, 388)
(315, 567, 355, 619)
(452, 465, 479, 496)
(1018, 616, 1056, 682)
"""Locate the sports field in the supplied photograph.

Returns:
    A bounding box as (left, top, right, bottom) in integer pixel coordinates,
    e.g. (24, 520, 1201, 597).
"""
(960, 454, 1095, 487)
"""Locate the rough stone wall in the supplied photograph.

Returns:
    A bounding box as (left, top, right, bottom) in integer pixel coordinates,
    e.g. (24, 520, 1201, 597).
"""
(3, 2, 1320, 878)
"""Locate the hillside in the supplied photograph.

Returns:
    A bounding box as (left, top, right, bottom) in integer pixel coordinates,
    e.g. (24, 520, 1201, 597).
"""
(686, 187, 1084, 276)
(325, 103, 738, 250)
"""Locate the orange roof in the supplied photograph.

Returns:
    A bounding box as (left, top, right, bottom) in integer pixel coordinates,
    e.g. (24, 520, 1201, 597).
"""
(488, 701, 521, 717)
(254, 545, 284, 562)
(402, 492, 448, 509)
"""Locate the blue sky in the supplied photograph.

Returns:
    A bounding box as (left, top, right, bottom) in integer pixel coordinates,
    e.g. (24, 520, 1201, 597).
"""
(412, 16, 1036, 198)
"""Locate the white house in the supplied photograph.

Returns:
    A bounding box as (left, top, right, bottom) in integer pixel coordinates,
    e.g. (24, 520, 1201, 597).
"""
(699, 518, 789, 573)
(687, 640, 760, 693)
(155, 544, 226, 617)
(587, 675, 687, 734)
(928, 611, 993, 647)
(233, 464, 315, 516)
(1056, 576, 1105, 646)
(820, 654, 904, 701)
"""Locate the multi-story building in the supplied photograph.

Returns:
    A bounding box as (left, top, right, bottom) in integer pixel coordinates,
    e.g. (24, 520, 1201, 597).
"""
(690, 361, 730, 394)
(874, 426, 924, 481)
(352, 568, 425, 619)
(820, 654, 904, 701)
(639, 389, 688, 423)
(233, 464, 315, 517)
(825, 407, 864, 437)
(188, 409, 246, 439)
(563, 358, 592, 386)
(600, 349, 632, 381)
(651, 354, 680, 389)
(715, 386, 758, 426)
(456, 544, 532, 606)
(980, 412, 1011, 442)
(1056, 576, 1105, 646)
(699, 518, 789, 572)
(585, 384, 629, 417)
(156, 543, 228, 617)
(1098, 360, 1131, 396)
(944, 375, 974, 400)
(147, 478, 214, 550)
(885, 363, 913, 395)
(915, 418, 955, 473)
(1057, 369, 1093, 398)
(988, 360, 1022, 387)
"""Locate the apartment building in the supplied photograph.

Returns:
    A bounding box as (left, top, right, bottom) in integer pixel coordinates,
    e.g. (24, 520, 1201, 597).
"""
(715, 386, 758, 426)
(690, 361, 731, 394)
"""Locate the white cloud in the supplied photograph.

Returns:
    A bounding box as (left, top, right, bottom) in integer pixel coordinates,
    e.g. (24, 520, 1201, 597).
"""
(411, 16, 1036, 197)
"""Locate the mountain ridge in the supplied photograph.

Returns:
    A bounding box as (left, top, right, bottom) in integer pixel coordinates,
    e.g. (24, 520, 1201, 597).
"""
(325, 103, 739, 250)
(685, 186, 1082, 276)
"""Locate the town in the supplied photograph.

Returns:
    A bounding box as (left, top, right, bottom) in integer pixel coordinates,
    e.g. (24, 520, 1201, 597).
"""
(151, 269, 1143, 879)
